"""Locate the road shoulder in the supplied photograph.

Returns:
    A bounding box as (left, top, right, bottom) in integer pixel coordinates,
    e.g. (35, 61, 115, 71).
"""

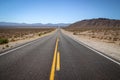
(61, 29, 120, 62)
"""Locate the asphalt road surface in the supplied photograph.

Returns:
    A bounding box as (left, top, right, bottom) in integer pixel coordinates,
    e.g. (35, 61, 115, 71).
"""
(0, 29, 120, 80)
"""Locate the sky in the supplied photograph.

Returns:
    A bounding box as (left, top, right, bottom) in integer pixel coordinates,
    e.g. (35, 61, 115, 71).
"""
(0, 0, 120, 23)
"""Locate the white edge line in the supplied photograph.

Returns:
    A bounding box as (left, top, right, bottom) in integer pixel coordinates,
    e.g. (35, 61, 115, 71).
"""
(0, 32, 53, 56)
(63, 32, 120, 66)
(0, 39, 37, 56)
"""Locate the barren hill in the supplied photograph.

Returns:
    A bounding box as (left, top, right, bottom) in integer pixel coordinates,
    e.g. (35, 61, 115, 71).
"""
(68, 18, 120, 28)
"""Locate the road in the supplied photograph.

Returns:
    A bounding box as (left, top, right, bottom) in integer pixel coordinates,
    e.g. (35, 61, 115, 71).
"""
(0, 29, 120, 80)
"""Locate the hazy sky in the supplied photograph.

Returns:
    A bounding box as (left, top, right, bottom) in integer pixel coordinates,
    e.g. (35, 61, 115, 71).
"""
(0, 0, 120, 23)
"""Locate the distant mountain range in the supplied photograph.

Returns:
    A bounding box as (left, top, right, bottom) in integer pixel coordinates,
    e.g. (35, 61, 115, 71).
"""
(0, 22, 70, 28)
(1, 18, 120, 28)
(68, 18, 120, 28)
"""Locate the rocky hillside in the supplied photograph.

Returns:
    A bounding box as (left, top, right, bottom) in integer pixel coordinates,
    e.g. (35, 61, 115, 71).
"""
(68, 18, 120, 28)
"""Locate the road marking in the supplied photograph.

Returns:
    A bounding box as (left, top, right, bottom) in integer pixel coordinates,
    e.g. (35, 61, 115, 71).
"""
(0, 41, 33, 56)
(57, 38, 59, 42)
(56, 51, 60, 71)
(63, 32, 120, 65)
(75, 38, 120, 65)
(50, 38, 59, 80)
(0, 31, 54, 56)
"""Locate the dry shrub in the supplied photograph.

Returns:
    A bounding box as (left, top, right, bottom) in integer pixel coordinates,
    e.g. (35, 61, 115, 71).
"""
(0, 38, 9, 44)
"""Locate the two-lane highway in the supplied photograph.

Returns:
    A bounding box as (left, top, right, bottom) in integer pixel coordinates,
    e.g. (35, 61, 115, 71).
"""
(0, 29, 120, 80)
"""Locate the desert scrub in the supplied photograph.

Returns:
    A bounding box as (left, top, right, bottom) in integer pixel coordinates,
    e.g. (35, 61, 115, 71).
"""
(10, 38, 16, 42)
(38, 33, 42, 36)
(73, 32, 77, 35)
(6, 44, 9, 47)
(0, 38, 9, 44)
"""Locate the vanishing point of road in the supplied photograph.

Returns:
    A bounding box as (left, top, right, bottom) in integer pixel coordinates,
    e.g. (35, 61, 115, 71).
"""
(0, 29, 120, 80)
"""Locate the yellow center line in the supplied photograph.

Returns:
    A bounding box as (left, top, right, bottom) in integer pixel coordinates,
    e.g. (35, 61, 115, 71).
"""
(57, 38, 59, 42)
(56, 51, 60, 71)
(50, 38, 59, 80)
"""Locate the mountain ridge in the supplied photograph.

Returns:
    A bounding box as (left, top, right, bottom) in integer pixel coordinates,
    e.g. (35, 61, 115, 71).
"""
(0, 22, 70, 28)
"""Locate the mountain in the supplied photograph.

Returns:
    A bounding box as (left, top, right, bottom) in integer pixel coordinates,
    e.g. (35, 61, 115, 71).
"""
(0, 22, 70, 28)
(68, 18, 120, 28)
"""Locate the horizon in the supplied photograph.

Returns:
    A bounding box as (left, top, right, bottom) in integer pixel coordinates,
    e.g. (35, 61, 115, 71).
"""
(0, 21, 71, 24)
(0, 0, 120, 24)
(0, 17, 120, 24)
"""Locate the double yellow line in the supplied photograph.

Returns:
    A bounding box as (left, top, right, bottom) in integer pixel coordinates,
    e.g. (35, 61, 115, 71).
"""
(50, 37, 60, 80)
